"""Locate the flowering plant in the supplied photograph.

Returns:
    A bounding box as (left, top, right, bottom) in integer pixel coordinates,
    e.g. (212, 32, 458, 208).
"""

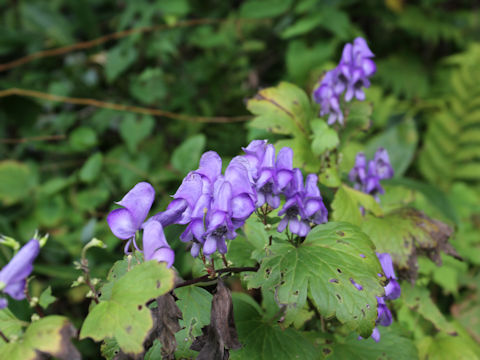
(0, 36, 466, 360)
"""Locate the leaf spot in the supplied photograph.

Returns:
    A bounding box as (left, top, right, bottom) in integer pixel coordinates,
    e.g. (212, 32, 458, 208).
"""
(323, 348, 332, 355)
(137, 305, 142, 311)
(336, 231, 345, 236)
(156, 280, 161, 288)
(126, 325, 132, 334)
(359, 254, 366, 258)
(336, 268, 342, 274)
(335, 294, 342, 302)
(329, 278, 339, 283)
(350, 278, 363, 291)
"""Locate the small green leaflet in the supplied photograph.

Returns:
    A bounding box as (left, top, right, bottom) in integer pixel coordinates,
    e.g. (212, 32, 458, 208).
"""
(0, 308, 24, 346)
(38, 286, 57, 309)
(245, 222, 386, 337)
(174, 286, 212, 358)
(80, 261, 175, 355)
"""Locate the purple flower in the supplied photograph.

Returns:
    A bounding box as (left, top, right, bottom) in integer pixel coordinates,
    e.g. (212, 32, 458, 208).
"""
(377, 252, 401, 300)
(143, 220, 174, 268)
(349, 148, 394, 202)
(0, 239, 40, 308)
(277, 169, 328, 237)
(363, 253, 400, 342)
(254, 145, 293, 209)
(313, 70, 344, 125)
(313, 37, 376, 125)
(107, 182, 155, 252)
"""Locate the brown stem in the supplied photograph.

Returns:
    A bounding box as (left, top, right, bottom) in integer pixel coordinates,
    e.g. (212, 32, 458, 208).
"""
(0, 329, 9, 343)
(221, 254, 229, 268)
(24, 285, 45, 318)
(175, 265, 259, 289)
(81, 259, 100, 304)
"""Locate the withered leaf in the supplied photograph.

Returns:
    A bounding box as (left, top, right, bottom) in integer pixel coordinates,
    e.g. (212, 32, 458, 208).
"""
(150, 293, 183, 360)
(362, 207, 461, 282)
(190, 279, 241, 360)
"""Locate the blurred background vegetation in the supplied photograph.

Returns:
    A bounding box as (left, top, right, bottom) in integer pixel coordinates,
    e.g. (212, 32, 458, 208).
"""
(1, 0, 480, 357)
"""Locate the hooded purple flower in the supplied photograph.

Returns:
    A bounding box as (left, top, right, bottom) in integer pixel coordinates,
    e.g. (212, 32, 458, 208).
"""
(313, 37, 376, 125)
(0, 239, 40, 308)
(349, 148, 394, 202)
(362, 253, 400, 342)
(143, 220, 174, 268)
(277, 170, 328, 237)
(241, 141, 293, 209)
(107, 182, 155, 252)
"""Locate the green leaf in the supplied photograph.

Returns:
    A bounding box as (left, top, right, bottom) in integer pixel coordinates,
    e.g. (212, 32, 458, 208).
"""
(331, 185, 383, 226)
(130, 68, 167, 105)
(119, 114, 155, 153)
(286, 40, 335, 83)
(247, 82, 312, 137)
(174, 286, 212, 357)
(282, 15, 323, 38)
(361, 208, 456, 280)
(80, 261, 175, 355)
(69, 126, 98, 152)
(401, 285, 457, 335)
(2, 316, 80, 360)
(0, 161, 36, 206)
(239, 0, 293, 19)
(171, 134, 206, 175)
(0, 309, 24, 346)
(320, 326, 418, 360)
(38, 286, 57, 310)
(311, 119, 339, 156)
(417, 333, 479, 360)
(105, 42, 138, 83)
(230, 292, 317, 360)
(245, 222, 386, 337)
(79, 152, 103, 183)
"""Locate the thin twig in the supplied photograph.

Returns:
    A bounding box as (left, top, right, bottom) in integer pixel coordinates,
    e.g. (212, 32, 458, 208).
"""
(24, 284, 45, 318)
(0, 19, 221, 73)
(175, 265, 259, 289)
(0, 88, 251, 123)
(0, 134, 66, 144)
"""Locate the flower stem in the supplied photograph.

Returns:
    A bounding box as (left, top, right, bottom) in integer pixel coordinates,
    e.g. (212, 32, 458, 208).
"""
(175, 265, 259, 289)
(0, 329, 9, 343)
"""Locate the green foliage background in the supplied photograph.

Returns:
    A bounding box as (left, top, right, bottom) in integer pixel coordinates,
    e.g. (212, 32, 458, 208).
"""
(0, 0, 479, 358)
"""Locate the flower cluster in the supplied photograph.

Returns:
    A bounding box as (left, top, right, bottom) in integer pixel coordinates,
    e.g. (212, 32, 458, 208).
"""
(0, 238, 40, 309)
(370, 253, 401, 342)
(349, 148, 394, 201)
(107, 140, 328, 266)
(313, 37, 376, 125)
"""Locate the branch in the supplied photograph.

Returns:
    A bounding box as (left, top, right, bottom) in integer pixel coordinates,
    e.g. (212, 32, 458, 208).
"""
(0, 18, 266, 73)
(0, 88, 251, 124)
(175, 265, 259, 289)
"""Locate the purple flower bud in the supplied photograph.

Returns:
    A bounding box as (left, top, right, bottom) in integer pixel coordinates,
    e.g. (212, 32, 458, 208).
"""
(0, 239, 40, 308)
(143, 221, 174, 268)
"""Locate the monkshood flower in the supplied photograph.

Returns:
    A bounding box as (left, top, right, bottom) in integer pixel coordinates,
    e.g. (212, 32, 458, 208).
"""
(0, 239, 40, 309)
(107, 182, 155, 253)
(313, 37, 376, 125)
(349, 148, 394, 201)
(143, 220, 174, 268)
(277, 169, 328, 236)
(241, 140, 293, 209)
(369, 252, 401, 342)
(107, 182, 176, 267)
